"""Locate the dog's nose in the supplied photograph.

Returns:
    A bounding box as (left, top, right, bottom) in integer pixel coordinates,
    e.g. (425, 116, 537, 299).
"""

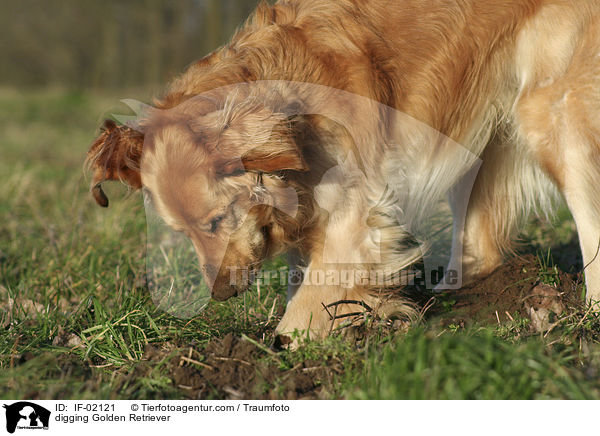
(208, 267, 240, 301)
(210, 285, 238, 301)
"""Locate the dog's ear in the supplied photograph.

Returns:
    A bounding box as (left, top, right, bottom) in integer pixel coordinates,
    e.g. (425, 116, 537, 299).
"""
(218, 140, 307, 176)
(85, 119, 144, 207)
(219, 121, 308, 176)
(241, 140, 307, 173)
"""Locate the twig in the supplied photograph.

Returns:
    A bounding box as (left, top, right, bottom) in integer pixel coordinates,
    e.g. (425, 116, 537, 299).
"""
(179, 355, 215, 371)
(575, 237, 600, 298)
(324, 299, 373, 323)
(179, 347, 193, 366)
(212, 356, 252, 366)
(543, 313, 577, 339)
(327, 302, 338, 336)
(571, 304, 596, 333)
(302, 366, 322, 373)
(419, 297, 436, 322)
(321, 299, 377, 334)
(583, 237, 600, 274)
(266, 296, 278, 326)
(325, 300, 373, 312)
(89, 363, 114, 369)
(329, 311, 368, 320)
(241, 333, 280, 358)
(321, 302, 334, 320)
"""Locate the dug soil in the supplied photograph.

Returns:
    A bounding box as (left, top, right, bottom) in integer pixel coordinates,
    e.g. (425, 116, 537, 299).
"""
(139, 254, 585, 400)
(426, 253, 584, 327)
(141, 334, 335, 399)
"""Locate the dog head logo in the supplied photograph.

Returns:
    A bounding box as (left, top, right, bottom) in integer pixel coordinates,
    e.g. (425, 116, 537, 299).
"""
(3, 402, 50, 434)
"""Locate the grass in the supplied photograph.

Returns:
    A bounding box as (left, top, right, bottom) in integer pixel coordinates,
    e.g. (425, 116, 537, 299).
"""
(2, 88, 600, 400)
(350, 329, 600, 399)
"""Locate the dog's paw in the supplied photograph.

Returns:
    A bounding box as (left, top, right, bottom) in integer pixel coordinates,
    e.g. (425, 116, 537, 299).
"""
(274, 317, 325, 350)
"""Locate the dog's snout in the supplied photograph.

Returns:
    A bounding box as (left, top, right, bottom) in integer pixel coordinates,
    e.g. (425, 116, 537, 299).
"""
(205, 264, 240, 301)
(210, 285, 239, 301)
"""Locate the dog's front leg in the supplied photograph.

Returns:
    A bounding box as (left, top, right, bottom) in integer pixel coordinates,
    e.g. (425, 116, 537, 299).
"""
(275, 265, 346, 344)
(275, 284, 332, 345)
(275, 171, 384, 345)
(436, 163, 482, 290)
(275, 262, 375, 347)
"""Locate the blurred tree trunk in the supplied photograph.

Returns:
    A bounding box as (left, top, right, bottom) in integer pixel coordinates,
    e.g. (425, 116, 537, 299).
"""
(146, 0, 164, 86)
(0, 0, 261, 89)
(205, 0, 223, 53)
(92, 5, 119, 88)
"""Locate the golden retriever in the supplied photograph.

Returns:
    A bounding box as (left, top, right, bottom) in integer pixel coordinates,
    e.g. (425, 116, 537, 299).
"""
(87, 0, 600, 342)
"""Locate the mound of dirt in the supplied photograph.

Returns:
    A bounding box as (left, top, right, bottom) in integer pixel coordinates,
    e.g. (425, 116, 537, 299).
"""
(428, 254, 584, 327)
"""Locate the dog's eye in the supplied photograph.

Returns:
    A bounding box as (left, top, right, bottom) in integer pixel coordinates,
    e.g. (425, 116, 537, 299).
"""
(210, 215, 225, 233)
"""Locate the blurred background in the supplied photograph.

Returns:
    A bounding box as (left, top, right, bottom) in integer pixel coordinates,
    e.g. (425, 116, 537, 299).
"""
(1, 0, 260, 92)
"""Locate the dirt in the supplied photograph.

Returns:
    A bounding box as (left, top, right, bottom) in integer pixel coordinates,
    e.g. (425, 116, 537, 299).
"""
(141, 333, 335, 399)
(428, 254, 584, 327)
(138, 254, 586, 399)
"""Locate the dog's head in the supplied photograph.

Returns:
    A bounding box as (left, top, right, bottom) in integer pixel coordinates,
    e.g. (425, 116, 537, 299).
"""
(86, 96, 309, 300)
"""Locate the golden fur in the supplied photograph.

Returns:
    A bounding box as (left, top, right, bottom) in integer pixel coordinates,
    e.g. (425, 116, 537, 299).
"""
(86, 0, 600, 341)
